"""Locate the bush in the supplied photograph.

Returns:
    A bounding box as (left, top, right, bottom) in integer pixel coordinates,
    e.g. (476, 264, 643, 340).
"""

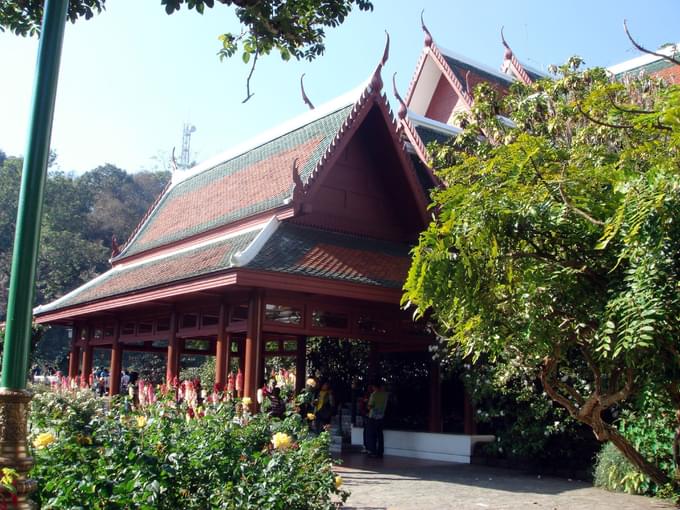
(594, 442, 648, 494)
(458, 358, 598, 473)
(29, 381, 346, 509)
(593, 390, 678, 499)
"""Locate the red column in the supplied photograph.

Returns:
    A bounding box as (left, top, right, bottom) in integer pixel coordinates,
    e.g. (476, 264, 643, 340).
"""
(367, 342, 378, 383)
(68, 325, 81, 380)
(463, 390, 477, 435)
(108, 321, 122, 396)
(295, 335, 306, 394)
(81, 326, 93, 385)
(165, 312, 179, 384)
(428, 360, 443, 433)
(215, 302, 228, 389)
(243, 291, 263, 409)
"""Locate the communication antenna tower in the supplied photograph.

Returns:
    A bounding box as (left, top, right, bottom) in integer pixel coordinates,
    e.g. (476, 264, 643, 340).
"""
(180, 123, 196, 170)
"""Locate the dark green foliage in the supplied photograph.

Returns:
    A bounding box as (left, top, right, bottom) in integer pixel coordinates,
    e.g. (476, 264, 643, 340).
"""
(594, 391, 678, 496)
(0, 154, 170, 371)
(0, 0, 106, 36)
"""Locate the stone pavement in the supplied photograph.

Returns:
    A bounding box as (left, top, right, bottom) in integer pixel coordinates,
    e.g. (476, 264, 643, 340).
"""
(335, 453, 674, 510)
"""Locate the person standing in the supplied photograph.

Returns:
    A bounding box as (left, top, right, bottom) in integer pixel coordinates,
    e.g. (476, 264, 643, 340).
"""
(366, 382, 388, 458)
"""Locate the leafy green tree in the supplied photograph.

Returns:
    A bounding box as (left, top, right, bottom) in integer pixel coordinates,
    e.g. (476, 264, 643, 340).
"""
(403, 58, 680, 486)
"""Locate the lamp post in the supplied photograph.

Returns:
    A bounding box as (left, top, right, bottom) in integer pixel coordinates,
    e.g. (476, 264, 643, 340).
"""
(0, 0, 69, 507)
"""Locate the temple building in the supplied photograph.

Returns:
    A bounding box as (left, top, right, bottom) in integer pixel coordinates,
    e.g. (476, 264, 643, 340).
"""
(33, 23, 678, 462)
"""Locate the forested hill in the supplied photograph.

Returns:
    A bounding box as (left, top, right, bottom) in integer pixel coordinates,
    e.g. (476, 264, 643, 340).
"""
(0, 149, 171, 320)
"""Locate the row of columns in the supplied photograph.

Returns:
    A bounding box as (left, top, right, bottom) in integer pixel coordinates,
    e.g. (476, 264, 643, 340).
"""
(64, 290, 471, 433)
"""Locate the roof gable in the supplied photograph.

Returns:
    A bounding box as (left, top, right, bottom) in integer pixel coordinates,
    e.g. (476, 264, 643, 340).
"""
(116, 103, 355, 260)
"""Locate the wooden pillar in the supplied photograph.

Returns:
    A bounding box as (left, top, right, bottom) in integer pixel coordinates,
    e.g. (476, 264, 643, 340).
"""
(237, 338, 245, 397)
(108, 321, 122, 396)
(165, 311, 179, 384)
(367, 342, 379, 383)
(215, 302, 229, 389)
(295, 335, 306, 394)
(463, 390, 477, 435)
(81, 325, 93, 385)
(243, 291, 263, 407)
(428, 360, 443, 433)
(68, 325, 81, 380)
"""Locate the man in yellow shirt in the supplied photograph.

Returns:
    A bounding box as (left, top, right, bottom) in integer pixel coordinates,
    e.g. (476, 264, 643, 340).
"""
(366, 382, 388, 458)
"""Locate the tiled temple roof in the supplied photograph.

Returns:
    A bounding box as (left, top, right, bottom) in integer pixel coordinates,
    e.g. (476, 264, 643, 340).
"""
(35, 222, 411, 315)
(117, 103, 355, 258)
(37, 229, 260, 313)
(248, 223, 411, 288)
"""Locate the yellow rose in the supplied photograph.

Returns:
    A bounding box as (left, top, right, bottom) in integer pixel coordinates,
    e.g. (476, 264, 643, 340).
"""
(242, 396, 252, 406)
(136, 416, 148, 428)
(306, 413, 316, 421)
(271, 432, 293, 450)
(33, 432, 56, 449)
(335, 475, 343, 489)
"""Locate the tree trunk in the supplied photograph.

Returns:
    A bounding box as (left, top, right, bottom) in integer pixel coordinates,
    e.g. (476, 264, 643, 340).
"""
(601, 420, 671, 487)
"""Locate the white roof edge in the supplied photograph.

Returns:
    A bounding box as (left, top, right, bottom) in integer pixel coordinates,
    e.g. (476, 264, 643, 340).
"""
(408, 111, 462, 136)
(170, 81, 369, 189)
(34, 269, 116, 315)
(518, 59, 549, 78)
(437, 45, 513, 83)
(230, 216, 281, 267)
(608, 43, 680, 75)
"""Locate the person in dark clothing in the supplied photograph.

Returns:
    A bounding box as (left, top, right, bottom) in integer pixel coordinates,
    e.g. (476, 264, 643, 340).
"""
(268, 387, 286, 419)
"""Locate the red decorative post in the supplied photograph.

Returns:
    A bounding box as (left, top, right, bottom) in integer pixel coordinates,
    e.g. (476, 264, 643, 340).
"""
(165, 312, 179, 384)
(463, 391, 477, 435)
(428, 360, 443, 433)
(67, 325, 81, 380)
(81, 326, 93, 384)
(243, 291, 263, 408)
(215, 302, 228, 388)
(108, 321, 122, 396)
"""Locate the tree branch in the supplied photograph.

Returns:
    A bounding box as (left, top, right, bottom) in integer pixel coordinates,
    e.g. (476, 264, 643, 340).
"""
(242, 49, 259, 103)
(540, 354, 579, 417)
(558, 166, 606, 226)
(576, 103, 633, 130)
(581, 345, 602, 394)
(600, 366, 634, 408)
(624, 20, 680, 67)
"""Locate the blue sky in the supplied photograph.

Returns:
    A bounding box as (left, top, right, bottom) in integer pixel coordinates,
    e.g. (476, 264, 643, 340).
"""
(1, 0, 678, 174)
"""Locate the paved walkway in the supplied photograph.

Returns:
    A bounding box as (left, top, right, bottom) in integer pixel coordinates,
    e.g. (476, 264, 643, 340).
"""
(335, 453, 674, 510)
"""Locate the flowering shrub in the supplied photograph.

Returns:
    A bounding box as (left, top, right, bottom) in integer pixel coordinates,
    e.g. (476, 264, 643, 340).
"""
(29, 381, 347, 509)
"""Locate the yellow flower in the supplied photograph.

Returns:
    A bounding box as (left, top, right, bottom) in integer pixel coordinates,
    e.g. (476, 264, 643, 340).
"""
(33, 432, 56, 449)
(306, 413, 316, 421)
(1, 467, 17, 486)
(242, 396, 252, 406)
(271, 432, 293, 450)
(305, 378, 317, 388)
(136, 415, 148, 428)
(335, 475, 343, 489)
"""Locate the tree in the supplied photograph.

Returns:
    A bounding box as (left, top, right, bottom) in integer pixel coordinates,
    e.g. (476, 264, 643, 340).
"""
(403, 57, 680, 486)
(0, 0, 373, 99)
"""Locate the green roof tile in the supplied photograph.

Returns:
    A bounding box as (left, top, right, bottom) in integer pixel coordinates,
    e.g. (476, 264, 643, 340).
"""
(246, 223, 411, 288)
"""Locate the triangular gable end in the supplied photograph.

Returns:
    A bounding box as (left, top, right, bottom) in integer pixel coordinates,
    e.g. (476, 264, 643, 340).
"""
(290, 87, 430, 243)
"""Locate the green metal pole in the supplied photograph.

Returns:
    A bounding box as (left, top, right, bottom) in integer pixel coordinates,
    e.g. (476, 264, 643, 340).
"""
(1, 0, 69, 390)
